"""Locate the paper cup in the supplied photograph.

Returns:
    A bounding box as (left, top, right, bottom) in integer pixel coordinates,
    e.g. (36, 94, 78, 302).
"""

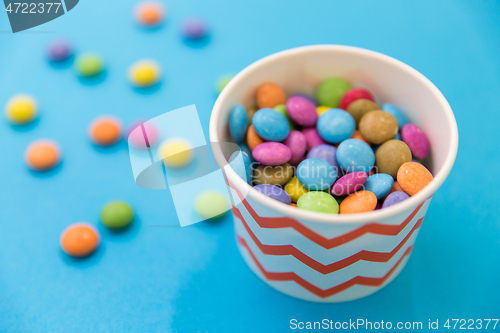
(209, 45, 458, 302)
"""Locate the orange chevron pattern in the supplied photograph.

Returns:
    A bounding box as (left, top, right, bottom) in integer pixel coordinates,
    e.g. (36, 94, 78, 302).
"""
(228, 181, 425, 249)
(233, 204, 423, 274)
(238, 236, 414, 299)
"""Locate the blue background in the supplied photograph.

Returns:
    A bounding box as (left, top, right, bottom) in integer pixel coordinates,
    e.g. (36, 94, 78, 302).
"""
(1, 0, 499, 332)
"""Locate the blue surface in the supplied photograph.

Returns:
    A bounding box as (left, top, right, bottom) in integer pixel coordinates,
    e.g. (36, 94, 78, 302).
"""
(1, 0, 499, 332)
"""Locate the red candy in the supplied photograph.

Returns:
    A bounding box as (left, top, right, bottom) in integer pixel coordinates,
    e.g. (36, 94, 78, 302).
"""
(339, 88, 374, 110)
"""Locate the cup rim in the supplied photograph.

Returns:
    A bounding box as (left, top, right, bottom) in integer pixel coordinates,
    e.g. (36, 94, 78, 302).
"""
(209, 44, 459, 224)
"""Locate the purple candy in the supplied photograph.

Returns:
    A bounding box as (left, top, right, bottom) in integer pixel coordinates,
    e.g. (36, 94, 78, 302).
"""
(252, 142, 292, 166)
(331, 171, 368, 196)
(302, 127, 327, 151)
(182, 19, 207, 39)
(254, 184, 291, 205)
(283, 130, 307, 165)
(401, 124, 430, 159)
(48, 40, 71, 61)
(382, 191, 410, 208)
(307, 144, 341, 179)
(375, 203, 383, 210)
(286, 96, 317, 127)
(290, 93, 317, 106)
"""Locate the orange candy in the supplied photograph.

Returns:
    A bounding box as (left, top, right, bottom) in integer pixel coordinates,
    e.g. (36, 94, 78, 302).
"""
(246, 124, 266, 151)
(351, 129, 371, 146)
(256, 82, 286, 109)
(60, 223, 100, 257)
(89, 117, 122, 146)
(397, 162, 433, 196)
(25, 140, 60, 171)
(135, 1, 164, 26)
(339, 191, 377, 214)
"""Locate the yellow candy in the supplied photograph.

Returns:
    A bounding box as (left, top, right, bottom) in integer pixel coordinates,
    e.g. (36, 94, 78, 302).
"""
(129, 60, 160, 87)
(158, 139, 192, 168)
(5, 95, 37, 124)
(316, 105, 331, 117)
(283, 176, 309, 203)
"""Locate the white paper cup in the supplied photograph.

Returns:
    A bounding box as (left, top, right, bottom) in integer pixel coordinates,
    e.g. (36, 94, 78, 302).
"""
(209, 45, 458, 302)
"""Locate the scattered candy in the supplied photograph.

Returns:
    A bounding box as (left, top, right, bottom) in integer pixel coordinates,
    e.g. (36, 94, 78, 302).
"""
(284, 176, 309, 203)
(358, 110, 398, 144)
(25, 140, 60, 171)
(317, 108, 355, 143)
(331, 171, 368, 196)
(5, 94, 37, 125)
(75, 53, 103, 77)
(375, 140, 412, 178)
(254, 184, 291, 205)
(158, 139, 192, 168)
(339, 88, 374, 110)
(89, 116, 122, 146)
(216, 74, 234, 94)
(401, 124, 430, 159)
(252, 108, 290, 141)
(229, 104, 249, 143)
(101, 201, 134, 229)
(135, 1, 164, 26)
(397, 162, 433, 196)
(60, 223, 100, 257)
(382, 191, 410, 208)
(128, 60, 161, 87)
(195, 191, 228, 219)
(297, 191, 339, 214)
(127, 121, 158, 149)
(297, 158, 337, 191)
(346, 99, 379, 125)
(47, 39, 71, 62)
(252, 142, 291, 166)
(339, 191, 377, 214)
(363, 173, 394, 200)
(316, 77, 351, 107)
(256, 82, 286, 109)
(182, 18, 207, 39)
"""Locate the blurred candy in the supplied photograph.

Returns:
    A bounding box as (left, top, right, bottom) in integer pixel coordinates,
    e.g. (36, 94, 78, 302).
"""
(246, 124, 266, 151)
(75, 53, 103, 77)
(135, 1, 164, 26)
(316, 105, 331, 117)
(229, 104, 249, 144)
(25, 140, 60, 171)
(101, 201, 134, 229)
(316, 77, 351, 108)
(339, 88, 374, 110)
(253, 163, 293, 186)
(47, 39, 71, 61)
(283, 176, 309, 203)
(182, 18, 207, 39)
(89, 116, 122, 146)
(127, 121, 158, 149)
(195, 191, 228, 219)
(302, 127, 327, 151)
(216, 74, 234, 94)
(252, 142, 291, 166)
(252, 108, 289, 141)
(297, 158, 336, 191)
(229, 151, 253, 184)
(346, 99, 379, 125)
(254, 184, 291, 205)
(283, 130, 307, 165)
(256, 82, 286, 109)
(5, 94, 37, 125)
(286, 96, 318, 127)
(60, 223, 100, 257)
(273, 104, 297, 130)
(158, 139, 192, 168)
(129, 60, 160, 87)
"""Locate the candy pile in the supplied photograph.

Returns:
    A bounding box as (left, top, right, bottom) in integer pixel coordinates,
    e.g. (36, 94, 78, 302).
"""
(228, 79, 433, 214)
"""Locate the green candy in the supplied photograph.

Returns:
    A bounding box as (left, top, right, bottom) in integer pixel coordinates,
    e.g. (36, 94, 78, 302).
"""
(101, 201, 134, 228)
(216, 74, 234, 94)
(195, 191, 228, 219)
(297, 191, 339, 214)
(273, 104, 296, 130)
(316, 77, 351, 108)
(75, 53, 103, 77)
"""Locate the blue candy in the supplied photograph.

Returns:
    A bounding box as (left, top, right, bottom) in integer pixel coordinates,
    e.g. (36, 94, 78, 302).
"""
(254, 184, 291, 205)
(239, 143, 255, 163)
(336, 139, 375, 174)
(252, 108, 290, 142)
(382, 103, 409, 130)
(306, 144, 342, 179)
(364, 173, 394, 199)
(229, 150, 252, 184)
(382, 191, 410, 208)
(229, 104, 248, 144)
(296, 158, 337, 190)
(317, 108, 355, 143)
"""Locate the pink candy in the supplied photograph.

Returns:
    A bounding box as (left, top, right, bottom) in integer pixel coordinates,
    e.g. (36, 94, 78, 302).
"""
(401, 124, 430, 159)
(331, 171, 368, 196)
(286, 96, 317, 127)
(339, 88, 374, 110)
(252, 142, 292, 166)
(283, 130, 307, 165)
(127, 121, 158, 149)
(302, 127, 327, 151)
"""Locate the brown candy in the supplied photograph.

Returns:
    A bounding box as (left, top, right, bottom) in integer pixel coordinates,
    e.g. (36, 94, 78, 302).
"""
(359, 110, 398, 144)
(246, 124, 266, 151)
(253, 163, 293, 186)
(375, 140, 412, 178)
(256, 82, 286, 109)
(246, 106, 257, 124)
(346, 99, 379, 125)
